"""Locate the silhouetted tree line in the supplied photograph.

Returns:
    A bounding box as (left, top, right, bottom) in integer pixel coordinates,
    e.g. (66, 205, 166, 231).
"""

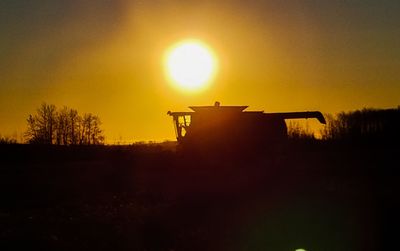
(321, 107, 400, 142)
(25, 103, 104, 145)
(0, 135, 17, 144)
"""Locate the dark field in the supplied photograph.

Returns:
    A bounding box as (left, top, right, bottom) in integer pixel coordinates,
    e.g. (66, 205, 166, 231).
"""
(0, 143, 398, 251)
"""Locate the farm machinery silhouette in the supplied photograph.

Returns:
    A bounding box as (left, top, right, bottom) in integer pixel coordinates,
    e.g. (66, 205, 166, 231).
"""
(168, 102, 325, 151)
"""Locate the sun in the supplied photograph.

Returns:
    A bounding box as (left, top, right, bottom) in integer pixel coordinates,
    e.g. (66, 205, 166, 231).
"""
(165, 39, 218, 92)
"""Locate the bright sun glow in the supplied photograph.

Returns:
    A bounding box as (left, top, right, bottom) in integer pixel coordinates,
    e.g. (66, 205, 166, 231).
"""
(165, 40, 217, 92)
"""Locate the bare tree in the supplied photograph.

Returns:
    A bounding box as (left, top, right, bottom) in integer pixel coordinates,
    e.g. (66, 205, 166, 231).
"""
(25, 115, 39, 143)
(25, 103, 57, 144)
(56, 106, 69, 145)
(90, 115, 104, 145)
(78, 113, 104, 145)
(68, 108, 79, 145)
(40, 103, 57, 144)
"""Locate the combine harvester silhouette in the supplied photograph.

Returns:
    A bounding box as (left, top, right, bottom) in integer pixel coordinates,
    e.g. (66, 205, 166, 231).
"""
(168, 102, 326, 152)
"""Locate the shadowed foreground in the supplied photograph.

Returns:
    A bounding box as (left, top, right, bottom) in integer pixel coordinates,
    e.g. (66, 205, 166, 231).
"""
(0, 142, 398, 250)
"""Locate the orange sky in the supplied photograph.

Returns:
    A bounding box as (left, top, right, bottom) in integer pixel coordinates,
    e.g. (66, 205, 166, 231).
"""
(1, 1, 399, 143)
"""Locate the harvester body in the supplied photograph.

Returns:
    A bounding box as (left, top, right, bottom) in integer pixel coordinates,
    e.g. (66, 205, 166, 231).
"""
(168, 103, 325, 149)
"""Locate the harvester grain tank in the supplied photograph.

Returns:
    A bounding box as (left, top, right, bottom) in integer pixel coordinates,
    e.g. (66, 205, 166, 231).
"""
(167, 102, 326, 148)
